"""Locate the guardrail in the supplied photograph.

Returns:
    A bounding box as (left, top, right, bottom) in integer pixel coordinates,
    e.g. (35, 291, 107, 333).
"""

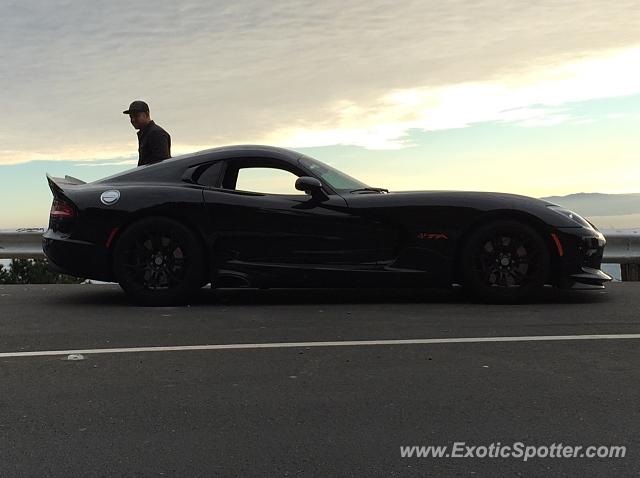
(0, 228, 46, 259)
(599, 229, 640, 264)
(1, 227, 639, 278)
(604, 229, 640, 280)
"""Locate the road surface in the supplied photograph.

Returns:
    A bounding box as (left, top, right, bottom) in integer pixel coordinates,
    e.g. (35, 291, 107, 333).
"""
(1, 283, 639, 477)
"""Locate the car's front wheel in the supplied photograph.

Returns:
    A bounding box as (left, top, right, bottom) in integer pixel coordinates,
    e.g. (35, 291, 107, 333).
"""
(460, 219, 550, 303)
(112, 216, 205, 306)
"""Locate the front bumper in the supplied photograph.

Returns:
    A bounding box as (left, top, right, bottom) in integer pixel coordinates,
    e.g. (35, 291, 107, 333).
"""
(42, 229, 112, 281)
(554, 227, 613, 288)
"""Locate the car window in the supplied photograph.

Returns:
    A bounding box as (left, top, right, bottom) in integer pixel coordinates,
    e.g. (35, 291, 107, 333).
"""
(298, 154, 369, 192)
(234, 167, 303, 195)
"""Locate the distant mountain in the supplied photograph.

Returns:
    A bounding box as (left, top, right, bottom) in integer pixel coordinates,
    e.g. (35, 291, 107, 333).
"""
(540, 192, 640, 229)
(541, 192, 640, 216)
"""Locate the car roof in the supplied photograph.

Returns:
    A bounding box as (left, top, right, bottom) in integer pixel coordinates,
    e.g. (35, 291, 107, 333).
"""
(182, 144, 302, 162)
(93, 145, 304, 184)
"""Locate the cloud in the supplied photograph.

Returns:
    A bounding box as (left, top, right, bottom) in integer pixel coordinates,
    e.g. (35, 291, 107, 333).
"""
(268, 46, 640, 148)
(3, 0, 640, 163)
(74, 159, 137, 167)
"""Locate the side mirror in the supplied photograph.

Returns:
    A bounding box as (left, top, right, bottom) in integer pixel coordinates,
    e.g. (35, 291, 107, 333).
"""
(295, 176, 323, 195)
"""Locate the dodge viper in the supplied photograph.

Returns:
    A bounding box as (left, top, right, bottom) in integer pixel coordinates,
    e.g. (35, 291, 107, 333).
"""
(43, 145, 612, 305)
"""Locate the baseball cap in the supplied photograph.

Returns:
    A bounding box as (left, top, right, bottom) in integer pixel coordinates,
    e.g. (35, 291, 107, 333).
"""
(123, 100, 150, 114)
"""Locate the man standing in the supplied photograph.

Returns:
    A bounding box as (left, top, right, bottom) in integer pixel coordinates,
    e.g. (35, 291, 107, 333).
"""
(123, 100, 172, 166)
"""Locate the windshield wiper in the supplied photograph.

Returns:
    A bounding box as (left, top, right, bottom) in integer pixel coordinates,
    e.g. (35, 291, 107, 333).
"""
(349, 187, 389, 194)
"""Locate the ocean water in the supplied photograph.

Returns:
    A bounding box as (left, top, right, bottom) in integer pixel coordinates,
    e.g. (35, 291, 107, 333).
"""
(601, 263, 622, 281)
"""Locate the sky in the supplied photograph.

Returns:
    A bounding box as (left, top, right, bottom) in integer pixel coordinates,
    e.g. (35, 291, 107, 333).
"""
(1, 0, 640, 228)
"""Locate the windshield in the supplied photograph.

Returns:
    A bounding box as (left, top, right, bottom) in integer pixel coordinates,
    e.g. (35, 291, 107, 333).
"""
(298, 154, 369, 192)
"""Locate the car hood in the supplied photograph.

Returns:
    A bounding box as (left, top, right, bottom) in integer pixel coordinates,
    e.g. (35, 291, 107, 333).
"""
(353, 190, 558, 208)
(343, 189, 581, 228)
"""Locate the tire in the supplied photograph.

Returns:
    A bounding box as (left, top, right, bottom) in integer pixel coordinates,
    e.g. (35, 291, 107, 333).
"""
(459, 219, 550, 303)
(112, 216, 205, 306)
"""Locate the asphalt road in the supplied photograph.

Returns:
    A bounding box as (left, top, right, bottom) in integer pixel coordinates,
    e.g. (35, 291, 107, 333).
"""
(1, 283, 640, 477)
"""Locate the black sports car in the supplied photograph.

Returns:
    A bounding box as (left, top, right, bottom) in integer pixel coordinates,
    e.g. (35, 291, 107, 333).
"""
(43, 145, 611, 305)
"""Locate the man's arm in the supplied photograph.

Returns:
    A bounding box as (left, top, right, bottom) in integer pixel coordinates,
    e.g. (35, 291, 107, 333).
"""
(147, 130, 171, 163)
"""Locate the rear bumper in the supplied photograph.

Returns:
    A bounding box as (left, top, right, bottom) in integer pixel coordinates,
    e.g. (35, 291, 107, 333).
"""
(554, 227, 612, 288)
(42, 229, 112, 281)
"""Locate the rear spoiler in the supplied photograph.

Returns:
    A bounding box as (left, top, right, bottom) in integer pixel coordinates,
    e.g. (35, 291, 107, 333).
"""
(46, 173, 86, 199)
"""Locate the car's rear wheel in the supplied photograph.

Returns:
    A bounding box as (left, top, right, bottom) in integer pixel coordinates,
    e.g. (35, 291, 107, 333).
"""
(460, 219, 550, 303)
(113, 216, 205, 306)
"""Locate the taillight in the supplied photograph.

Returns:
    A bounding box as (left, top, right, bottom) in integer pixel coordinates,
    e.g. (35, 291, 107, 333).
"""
(50, 199, 76, 218)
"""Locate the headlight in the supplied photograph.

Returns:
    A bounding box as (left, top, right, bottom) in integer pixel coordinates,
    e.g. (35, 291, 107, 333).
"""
(547, 205, 594, 229)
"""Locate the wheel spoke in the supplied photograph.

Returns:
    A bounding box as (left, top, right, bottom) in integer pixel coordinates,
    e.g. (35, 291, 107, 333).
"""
(119, 228, 190, 290)
(473, 230, 542, 288)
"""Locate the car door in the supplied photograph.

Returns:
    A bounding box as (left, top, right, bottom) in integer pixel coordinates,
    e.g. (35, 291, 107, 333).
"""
(200, 157, 385, 273)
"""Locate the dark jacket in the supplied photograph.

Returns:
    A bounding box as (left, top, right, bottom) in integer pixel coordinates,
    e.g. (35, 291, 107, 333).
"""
(137, 120, 171, 166)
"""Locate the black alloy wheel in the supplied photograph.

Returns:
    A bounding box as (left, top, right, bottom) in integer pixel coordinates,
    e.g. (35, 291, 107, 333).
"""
(113, 216, 205, 306)
(460, 219, 550, 303)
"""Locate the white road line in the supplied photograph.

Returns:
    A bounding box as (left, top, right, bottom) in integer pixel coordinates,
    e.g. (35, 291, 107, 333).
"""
(2, 334, 640, 358)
